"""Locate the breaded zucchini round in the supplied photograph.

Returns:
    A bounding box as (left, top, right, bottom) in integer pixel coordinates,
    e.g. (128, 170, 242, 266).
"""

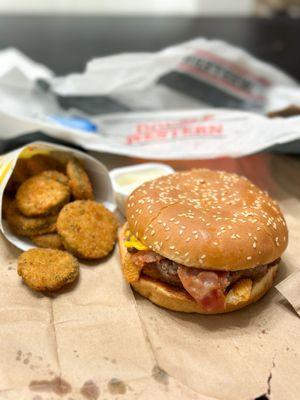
(66, 159, 94, 200)
(57, 200, 118, 259)
(15, 173, 70, 217)
(6, 201, 57, 236)
(40, 170, 69, 186)
(25, 154, 64, 176)
(31, 233, 64, 250)
(18, 248, 79, 291)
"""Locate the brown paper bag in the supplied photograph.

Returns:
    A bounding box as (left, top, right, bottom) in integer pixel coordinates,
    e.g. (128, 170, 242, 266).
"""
(0, 151, 299, 400)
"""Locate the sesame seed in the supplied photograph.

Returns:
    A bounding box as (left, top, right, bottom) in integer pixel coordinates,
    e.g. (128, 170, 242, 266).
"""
(151, 230, 155, 236)
(185, 237, 191, 242)
(170, 245, 175, 250)
(253, 242, 257, 248)
(247, 256, 252, 260)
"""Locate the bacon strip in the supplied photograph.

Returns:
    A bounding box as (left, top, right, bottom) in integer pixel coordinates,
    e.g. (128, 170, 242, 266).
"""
(177, 266, 230, 311)
(129, 248, 279, 312)
(131, 250, 162, 268)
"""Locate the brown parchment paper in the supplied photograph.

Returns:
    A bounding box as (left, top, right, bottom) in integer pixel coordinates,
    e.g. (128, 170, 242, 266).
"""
(276, 270, 300, 316)
(0, 152, 299, 400)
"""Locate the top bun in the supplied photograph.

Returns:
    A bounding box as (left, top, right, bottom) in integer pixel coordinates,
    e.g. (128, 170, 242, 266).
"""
(126, 169, 288, 271)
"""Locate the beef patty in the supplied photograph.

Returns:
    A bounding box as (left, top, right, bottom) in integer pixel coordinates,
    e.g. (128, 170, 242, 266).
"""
(131, 250, 279, 289)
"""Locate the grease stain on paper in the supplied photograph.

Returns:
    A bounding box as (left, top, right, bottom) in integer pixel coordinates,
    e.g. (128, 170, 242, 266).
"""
(104, 356, 117, 364)
(152, 365, 169, 386)
(16, 350, 22, 361)
(80, 380, 100, 400)
(107, 378, 126, 395)
(7, 260, 16, 270)
(16, 350, 56, 377)
(16, 351, 34, 366)
(73, 350, 79, 358)
(29, 377, 72, 396)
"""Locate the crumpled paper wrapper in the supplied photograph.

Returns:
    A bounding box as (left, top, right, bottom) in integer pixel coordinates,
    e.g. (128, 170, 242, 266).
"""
(0, 151, 299, 400)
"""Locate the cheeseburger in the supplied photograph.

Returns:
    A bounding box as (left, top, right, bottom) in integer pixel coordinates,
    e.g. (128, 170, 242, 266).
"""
(118, 169, 288, 314)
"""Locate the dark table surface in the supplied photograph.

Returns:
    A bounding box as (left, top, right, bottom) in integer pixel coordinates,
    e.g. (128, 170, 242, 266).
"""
(0, 15, 299, 81)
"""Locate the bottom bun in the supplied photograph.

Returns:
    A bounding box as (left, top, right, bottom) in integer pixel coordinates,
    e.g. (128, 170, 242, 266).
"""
(119, 223, 278, 314)
(132, 265, 277, 314)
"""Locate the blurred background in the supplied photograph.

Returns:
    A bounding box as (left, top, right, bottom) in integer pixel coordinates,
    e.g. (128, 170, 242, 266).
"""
(0, 1, 299, 168)
(0, 0, 299, 78)
(0, 0, 300, 16)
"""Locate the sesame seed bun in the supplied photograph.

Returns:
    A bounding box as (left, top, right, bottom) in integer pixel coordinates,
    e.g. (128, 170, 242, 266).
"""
(126, 169, 288, 271)
(118, 223, 278, 314)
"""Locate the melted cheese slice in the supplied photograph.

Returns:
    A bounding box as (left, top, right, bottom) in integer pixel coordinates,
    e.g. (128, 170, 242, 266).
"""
(122, 229, 147, 283)
(124, 230, 148, 251)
